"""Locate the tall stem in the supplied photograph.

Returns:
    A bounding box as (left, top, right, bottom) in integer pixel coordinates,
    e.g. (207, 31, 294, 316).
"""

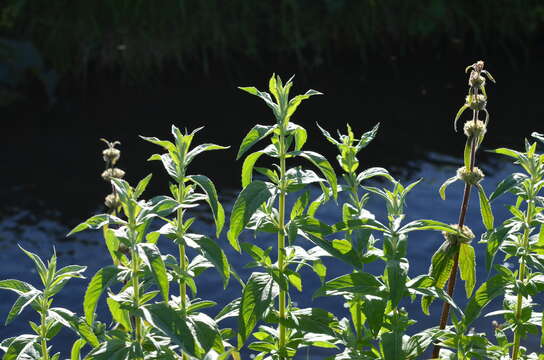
(512, 200, 533, 359)
(432, 111, 478, 358)
(40, 299, 49, 360)
(177, 180, 189, 360)
(278, 125, 287, 359)
(130, 244, 142, 348)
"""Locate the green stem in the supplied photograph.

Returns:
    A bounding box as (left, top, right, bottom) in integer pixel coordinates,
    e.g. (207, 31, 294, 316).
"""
(40, 299, 49, 360)
(512, 200, 533, 359)
(177, 180, 189, 360)
(278, 125, 287, 359)
(130, 245, 142, 347)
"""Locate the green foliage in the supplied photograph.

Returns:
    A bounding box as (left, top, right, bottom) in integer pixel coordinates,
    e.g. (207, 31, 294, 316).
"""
(3, 66, 544, 360)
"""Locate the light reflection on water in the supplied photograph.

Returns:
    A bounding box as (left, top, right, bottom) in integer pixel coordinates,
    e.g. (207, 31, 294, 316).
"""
(0, 154, 540, 358)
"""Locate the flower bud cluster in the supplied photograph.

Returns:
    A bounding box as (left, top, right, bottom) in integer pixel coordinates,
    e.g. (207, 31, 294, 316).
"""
(456, 166, 484, 186)
(443, 224, 475, 245)
(100, 139, 124, 210)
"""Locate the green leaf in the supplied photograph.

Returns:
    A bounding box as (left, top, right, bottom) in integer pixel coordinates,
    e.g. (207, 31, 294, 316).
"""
(285, 268, 302, 292)
(48, 307, 99, 347)
(227, 181, 276, 251)
(70, 338, 86, 360)
(134, 174, 153, 199)
(291, 151, 338, 199)
(489, 173, 526, 202)
(464, 137, 472, 170)
(287, 122, 307, 151)
(355, 123, 380, 151)
(287, 308, 338, 336)
(238, 86, 278, 115)
(356, 167, 393, 183)
(490, 147, 522, 159)
(241, 145, 277, 188)
(439, 176, 459, 200)
(238, 272, 279, 347)
(400, 220, 459, 234)
(285, 89, 322, 123)
(18, 246, 47, 285)
(463, 271, 510, 327)
(191, 235, 230, 288)
(68, 214, 122, 236)
(454, 104, 469, 132)
(142, 303, 197, 356)
(84, 338, 133, 360)
(5, 289, 40, 325)
(188, 313, 222, 355)
(421, 241, 458, 314)
(186, 143, 229, 164)
(290, 190, 310, 220)
(459, 243, 476, 297)
(187, 175, 225, 237)
(314, 272, 384, 298)
(482, 226, 510, 272)
(237, 125, 276, 160)
(381, 331, 403, 360)
(106, 297, 132, 331)
(137, 243, 169, 302)
(476, 183, 494, 231)
(2, 334, 38, 360)
(84, 266, 121, 324)
(140, 136, 176, 154)
(361, 296, 386, 337)
(0, 279, 34, 295)
(386, 259, 408, 308)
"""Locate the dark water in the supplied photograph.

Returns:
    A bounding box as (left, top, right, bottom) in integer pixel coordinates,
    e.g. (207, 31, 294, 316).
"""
(1, 56, 544, 358)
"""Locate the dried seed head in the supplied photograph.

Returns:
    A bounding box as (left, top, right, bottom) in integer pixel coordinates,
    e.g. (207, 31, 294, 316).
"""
(466, 94, 487, 111)
(463, 120, 487, 139)
(468, 72, 485, 88)
(101, 168, 125, 181)
(102, 148, 121, 164)
(456, 166, 484, 185)
(443, 224, 475, 244)
(104, 193, 120, 208)
(474, 60, 484, 73)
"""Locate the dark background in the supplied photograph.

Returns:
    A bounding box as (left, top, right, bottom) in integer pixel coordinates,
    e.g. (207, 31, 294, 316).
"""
(0, 1, 544, 358)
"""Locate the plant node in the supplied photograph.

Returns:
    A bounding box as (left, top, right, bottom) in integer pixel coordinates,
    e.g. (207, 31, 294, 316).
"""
(101, 168, 125, 181)
(456, 166, 484, 185)
(463, 120, 487, 139)
(443, 224, 475, 244)
(105, 193, 120, 208)
(466, 94, 487, 111)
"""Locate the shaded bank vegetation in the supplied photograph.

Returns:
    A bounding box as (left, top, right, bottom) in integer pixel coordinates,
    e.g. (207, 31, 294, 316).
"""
(1, 0, 543, 80)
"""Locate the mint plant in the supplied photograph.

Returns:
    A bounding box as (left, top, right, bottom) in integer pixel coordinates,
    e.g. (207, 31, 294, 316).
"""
(430, 60, 496, 358)
(229, 75, 340, 359)
(67, 126, 233, 359)
(0, 247, 87, 360)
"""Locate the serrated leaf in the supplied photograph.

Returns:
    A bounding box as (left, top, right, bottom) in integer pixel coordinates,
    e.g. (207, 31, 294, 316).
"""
(459, 243, 476, 297)
(238, 272, 279, 347)
(142, 303, 197, 356)
(463, 272, 510, 327)
(227, 181, 276, 251)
